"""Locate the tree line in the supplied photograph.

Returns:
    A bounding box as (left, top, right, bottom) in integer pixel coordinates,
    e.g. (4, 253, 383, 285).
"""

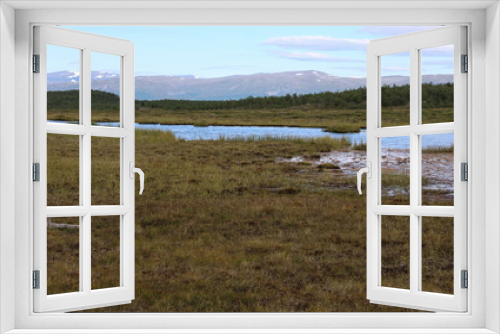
(47, 83, 453, 111)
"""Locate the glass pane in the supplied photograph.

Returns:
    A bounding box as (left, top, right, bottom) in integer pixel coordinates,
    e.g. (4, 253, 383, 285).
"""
(47, 134, 80, 206)
(381, 52, 410, 127)
(47, 217, 80, 295)
(91, 52, 121, 124)
(47, 44, 80, 123)
(381, 136, 410, 205)
(381, 215, 410, 290)
(92, 216, 120, 290)
(421, 45, 454, 124)
(421, 217, 454, 294)
(422, 133, 454, 206)
(91, 137, 121, 205)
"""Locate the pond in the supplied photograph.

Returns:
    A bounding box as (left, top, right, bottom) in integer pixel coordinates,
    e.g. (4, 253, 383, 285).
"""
(108, 122, 367, 142)
(51, 121, 454, 149)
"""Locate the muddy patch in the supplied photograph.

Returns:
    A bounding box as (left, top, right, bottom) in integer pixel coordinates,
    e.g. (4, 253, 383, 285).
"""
(277, 149, 454, 200)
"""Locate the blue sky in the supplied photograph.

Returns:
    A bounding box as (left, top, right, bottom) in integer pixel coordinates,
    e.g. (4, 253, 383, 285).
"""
(53, 26, 452, 78)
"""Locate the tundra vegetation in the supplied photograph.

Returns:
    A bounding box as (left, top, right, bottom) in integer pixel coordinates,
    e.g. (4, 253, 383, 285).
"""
(48, 83, 453, 132)
(46, 84, 454, 312)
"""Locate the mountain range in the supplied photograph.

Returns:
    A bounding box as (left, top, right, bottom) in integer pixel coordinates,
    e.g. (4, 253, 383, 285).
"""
(47, 70, 453, 101)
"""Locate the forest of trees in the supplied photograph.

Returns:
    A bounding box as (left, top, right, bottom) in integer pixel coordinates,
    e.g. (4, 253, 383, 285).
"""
(47, 83, 453, 111)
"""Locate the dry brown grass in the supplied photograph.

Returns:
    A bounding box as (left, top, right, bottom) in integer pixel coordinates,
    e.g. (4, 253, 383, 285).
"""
(46, 130, 453, 312)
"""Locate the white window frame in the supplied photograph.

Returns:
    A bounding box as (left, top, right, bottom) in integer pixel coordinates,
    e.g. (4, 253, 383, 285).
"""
(366, 26, 468, 312)
(33, 25, 136, 313)
(1, 1, 499, 333)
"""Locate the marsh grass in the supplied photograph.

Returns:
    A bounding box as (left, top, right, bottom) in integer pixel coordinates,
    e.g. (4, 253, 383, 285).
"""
(91, 137, 121, 205)
(129, 106, 452, 133)
(421, 217, 454, 294)
(324, 123, 363, 133)
(48, 101, 452, 134)
(132, 107, 368, 131)
(381, 216, 410, 289)
(47, 217, 80, 295)
(47, 134, 80, 206)
(422, 145, 454, 153)
(45, 130, 453, 312)
(381, 174, 411, 205)
(91, 216, 121, 290)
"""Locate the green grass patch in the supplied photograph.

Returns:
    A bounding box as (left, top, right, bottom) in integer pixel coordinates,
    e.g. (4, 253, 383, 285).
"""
(422, 145, 454, 153)
(324, 123, 362, 133)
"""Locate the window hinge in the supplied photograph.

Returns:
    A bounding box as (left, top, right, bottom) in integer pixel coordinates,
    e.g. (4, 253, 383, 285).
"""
(33, 54, 40, 73)
(33, 163, 40, 182)
(461, 162, 468, 181)
(461, 270, 468, 289)
(33, 270, 40, 289)
(461, 54, 468, 73)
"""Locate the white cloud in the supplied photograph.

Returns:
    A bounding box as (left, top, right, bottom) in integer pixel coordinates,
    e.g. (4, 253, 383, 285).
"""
(262, 36, 369, 51)
(382, 66, 410, 72)
(198, 65, 257, 71)
(330, 65, 366, 71)
(422, 59, 453, 66)
(270, 50, 365, 63)
(271, 50, 335, 61)
(421, 45, 454, 57)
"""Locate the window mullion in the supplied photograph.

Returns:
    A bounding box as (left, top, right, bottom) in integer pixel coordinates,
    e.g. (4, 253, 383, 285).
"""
(46, 123, 88, 135)
(82, 214, 91, 293)
(78, 48, 84, 293)
(373, 205, 455, 216)
(82, 47, 91, 207)
(372, 126, 411, 138)
(89, 205, 129, 216)
(409, 47, 420, 294)
(413, 123, 454, 135)
(82, 47, 92, 294)
(90, 126, 129, 138)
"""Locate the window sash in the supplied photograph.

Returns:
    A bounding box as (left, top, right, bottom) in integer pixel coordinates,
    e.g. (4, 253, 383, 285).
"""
(32, 25, 136, 313)
(366, 26, 467, 312)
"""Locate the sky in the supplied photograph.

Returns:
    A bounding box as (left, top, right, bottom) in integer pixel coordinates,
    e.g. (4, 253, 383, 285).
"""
(51, 26, 453, 78)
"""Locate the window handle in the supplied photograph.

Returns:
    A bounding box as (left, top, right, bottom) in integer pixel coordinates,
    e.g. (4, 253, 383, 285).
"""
(129, 162, 145, 195)
(357, 162, 371, 195)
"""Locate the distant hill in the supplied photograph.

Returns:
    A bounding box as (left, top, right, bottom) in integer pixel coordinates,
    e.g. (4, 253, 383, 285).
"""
(47, 70, 453, 101)
(48, 83, 453, 112)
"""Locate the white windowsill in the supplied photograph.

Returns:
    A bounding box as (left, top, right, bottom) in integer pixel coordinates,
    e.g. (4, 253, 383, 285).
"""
(0, 1, 497, 333)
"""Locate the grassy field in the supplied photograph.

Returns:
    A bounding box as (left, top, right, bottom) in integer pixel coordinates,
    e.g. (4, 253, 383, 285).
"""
(133, 106, 452, 132)
(47, 105, 453, 134)
(45, 86, 455, 311)
(46, 89, 454, 133)
(46, 130, 454, 312)
(135, 106, 368, 133)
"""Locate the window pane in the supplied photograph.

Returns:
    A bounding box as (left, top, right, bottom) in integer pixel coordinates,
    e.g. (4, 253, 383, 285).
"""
(47, 44, 81, 123)
(92, 216, 121, 290)
(421, 45, 454, 124)
(91, 137, 121, 205)
(92, 52, 121, 124)
(421, 217, 454, 294)
(47, 217, 80, 295)
(381, 52, 410, 127)
(422, 133, 454, 206)
(47, 134, 80, 206)
(381, 136, 410, 205)
(381, 215, 410, 290)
